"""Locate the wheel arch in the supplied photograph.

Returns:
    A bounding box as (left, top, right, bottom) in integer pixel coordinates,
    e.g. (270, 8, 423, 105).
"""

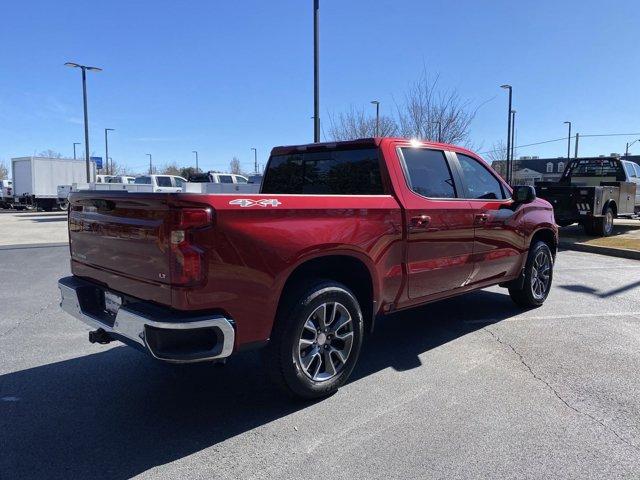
(603, 200, 617, 217)
(273, 253, 378, 336)
(529, 227, 558, 258)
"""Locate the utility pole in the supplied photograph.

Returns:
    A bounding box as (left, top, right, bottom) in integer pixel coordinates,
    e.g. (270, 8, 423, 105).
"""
(192, 151, 199, 172)
(73, 142, 81, 160)
(313, 0, 320, 142)
(105, 128, 114, 174)
(500, 85, 513, 184)
(625, 139, 640, 156)
(371, 101, 380, 137)
(147, 154, 153, 175)
(251, 148, 258, 173)
(65, 62, 102, 181)
(574, 133, 580, 158)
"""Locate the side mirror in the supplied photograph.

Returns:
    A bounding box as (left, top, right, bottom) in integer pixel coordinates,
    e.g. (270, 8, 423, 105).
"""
(512, 185, 536, 204)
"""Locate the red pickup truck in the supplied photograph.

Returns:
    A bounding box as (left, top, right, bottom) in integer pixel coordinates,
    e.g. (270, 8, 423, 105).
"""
(58, 137, 557, 399)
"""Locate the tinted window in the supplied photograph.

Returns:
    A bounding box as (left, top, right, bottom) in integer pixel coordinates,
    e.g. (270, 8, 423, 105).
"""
(457, 154, 506, 200)
(400, 148, 456, 198)
(134, 176, 152, 185)
(261, 148, 384, 195)
(219, 175, 234, 184)
(156, 176, 172, 187)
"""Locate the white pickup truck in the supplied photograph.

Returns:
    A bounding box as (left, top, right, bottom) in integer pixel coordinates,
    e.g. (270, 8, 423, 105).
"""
(0, 179, 13, 208)
(133, 175, 187, 192)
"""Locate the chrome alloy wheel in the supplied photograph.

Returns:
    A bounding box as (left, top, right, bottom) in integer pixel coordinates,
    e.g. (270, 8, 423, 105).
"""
(297, 302, 354, 382)
(530, 250, 551, 300)
(604, 210, 614, 235)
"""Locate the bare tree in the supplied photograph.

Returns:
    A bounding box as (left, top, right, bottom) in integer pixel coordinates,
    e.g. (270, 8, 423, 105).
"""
(484, 140, 509, 179)
(38, 149, 63, 158)
(160, 162, 181, 176)
(397, 72, 477, 145)
(229, 157, 242, 174)
(0, 160, 8, 179)
(328, 106, 398, 141)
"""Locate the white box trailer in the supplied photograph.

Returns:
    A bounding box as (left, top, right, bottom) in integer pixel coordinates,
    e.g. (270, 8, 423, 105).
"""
(12, 156, 96, 210)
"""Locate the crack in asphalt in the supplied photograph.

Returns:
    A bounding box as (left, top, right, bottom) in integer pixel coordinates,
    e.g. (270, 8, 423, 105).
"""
(485, 327, 640, 454)
(0, 299, 58, 339)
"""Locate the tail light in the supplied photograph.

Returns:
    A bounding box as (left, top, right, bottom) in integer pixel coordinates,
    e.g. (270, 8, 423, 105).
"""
(170, 208, 212, 285)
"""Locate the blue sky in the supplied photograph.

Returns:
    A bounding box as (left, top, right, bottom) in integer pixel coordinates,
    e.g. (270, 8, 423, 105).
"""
(1, 0, 639, 174)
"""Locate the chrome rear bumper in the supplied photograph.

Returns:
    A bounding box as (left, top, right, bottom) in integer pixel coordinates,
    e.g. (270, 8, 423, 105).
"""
(58, 276, 235, 363)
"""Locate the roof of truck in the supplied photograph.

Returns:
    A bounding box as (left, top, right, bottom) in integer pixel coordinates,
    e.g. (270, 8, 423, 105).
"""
(270, 137, 484, 160)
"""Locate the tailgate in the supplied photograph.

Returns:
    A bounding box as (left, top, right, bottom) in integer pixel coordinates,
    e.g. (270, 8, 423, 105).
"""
(536, 183, 594, 220)
(68, 192, 173, 304)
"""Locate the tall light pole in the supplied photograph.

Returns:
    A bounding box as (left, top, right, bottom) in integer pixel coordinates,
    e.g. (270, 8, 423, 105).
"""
(147, 154, 153, 175)
(371, 100, 380, 137)
(73, 142, 81, 160)
(510, 110, 516, 171)
(563, 121, 572, 159)
(192, 150, 199, 172)
(251, 148, 258, 173)
(65, 62, 102, 182)
(500, 85, 513, 184)
(104, 128, 114, 174)
(313, 0, 320, 143)
(625, 139, 640, 156)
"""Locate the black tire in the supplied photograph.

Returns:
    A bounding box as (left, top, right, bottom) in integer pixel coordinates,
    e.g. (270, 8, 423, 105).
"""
(594, 207, 614, 237)
(509, 241, 554, 308)
(263, 280, 364, 400)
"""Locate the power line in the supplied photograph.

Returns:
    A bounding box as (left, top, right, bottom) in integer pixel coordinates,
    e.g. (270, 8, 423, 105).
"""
(481, 132, 640, 156)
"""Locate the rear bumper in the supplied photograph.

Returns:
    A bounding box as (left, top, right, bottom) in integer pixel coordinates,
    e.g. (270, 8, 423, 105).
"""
(58, 276, 235, 363)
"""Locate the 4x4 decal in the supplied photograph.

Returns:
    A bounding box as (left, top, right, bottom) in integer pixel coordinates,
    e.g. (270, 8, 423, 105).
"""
(229, 199, 281, 208)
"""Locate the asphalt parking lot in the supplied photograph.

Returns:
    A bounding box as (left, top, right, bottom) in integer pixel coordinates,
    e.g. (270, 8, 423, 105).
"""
(1, 244, 639, 479)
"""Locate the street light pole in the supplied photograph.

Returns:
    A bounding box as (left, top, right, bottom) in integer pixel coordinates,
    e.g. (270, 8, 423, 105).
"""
(625, 139, 640, 156)
(313, 0, 320, 143)
(510, 110, 516, 171)
(73, 142, 81, 160)
(370, 101, 380, 136)
(105, 128, 114, 175)
(500, 85, 513, 184)
(147, 154, 153, 175)
(65, 62, 102, 182)
(251, 148, 258, 173)
(564, 121, 572, 159)
(192, 151, 199, 172)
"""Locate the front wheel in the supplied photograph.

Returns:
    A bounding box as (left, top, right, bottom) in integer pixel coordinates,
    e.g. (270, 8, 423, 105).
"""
(509, 241, 554, 308)
(263, 280, 364, 399)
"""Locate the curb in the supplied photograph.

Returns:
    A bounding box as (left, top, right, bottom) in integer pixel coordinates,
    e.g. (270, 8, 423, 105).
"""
(559, 240, 640, 261)
(0, 242, 69, 251)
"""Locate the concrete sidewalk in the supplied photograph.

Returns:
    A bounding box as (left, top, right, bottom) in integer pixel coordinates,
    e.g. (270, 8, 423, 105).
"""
(559, 219, 640, 260)
(0, 211, 68, 246)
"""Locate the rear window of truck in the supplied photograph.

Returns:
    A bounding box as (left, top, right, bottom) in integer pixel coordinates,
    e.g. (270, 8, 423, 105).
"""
(261, 148, 384, 195)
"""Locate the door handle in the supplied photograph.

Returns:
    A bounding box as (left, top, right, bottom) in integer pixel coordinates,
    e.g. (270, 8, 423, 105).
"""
(410, 215, 431, 230)
(474, 213, 489, 225)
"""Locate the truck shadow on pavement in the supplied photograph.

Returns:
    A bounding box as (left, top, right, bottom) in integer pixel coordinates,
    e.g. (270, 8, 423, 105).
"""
(1, 290, 521, 479)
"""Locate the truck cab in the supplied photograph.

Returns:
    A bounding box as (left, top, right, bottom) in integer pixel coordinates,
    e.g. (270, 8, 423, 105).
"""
(133, 174, 187, 192)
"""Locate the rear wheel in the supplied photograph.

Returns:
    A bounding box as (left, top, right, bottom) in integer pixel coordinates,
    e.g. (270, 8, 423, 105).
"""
(594, 207, 614, 237)
(509, 241, 554, 308)
(263, 280, 364, 399)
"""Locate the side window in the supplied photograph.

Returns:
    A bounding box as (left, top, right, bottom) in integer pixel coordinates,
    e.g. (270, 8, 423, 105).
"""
(156, 176, 172, 187)
(235, 176, 248, 184)
(633, 163, 640, 178)
(623, 162, 637, 178)
(456, 154, 506, 200)
(174, 177, 185, 188)
(219, 175, 234, 184)
(400, 148, 456, 198)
